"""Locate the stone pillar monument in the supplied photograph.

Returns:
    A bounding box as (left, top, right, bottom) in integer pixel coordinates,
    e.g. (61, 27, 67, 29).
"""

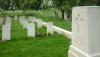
(68, 6, 100, 57)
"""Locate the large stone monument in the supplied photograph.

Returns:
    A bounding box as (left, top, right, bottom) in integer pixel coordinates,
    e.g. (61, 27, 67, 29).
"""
(68, 6, 100, 57)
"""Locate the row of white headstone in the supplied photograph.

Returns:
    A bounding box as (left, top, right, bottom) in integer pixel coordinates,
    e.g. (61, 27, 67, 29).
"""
(2, 16, 11, 41)
(0, 16, 54, 41)
(18, 16, 54, 37)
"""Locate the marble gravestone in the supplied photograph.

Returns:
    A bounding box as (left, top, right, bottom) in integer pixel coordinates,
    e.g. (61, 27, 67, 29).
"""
(6, 16, 11, 21)
(5, 20, 11, 26)
(5, 17, 12, 30)
(0, 17, 3, 25)
(22, 20, 28, 29)
(27, 23, 35, 37)
(28, 16, 31, 22)
(19, 16, 26, 25)
(47, 22, 54, 35)
(19, 19, 24, 25)
(28, 16, 36, 23)
(20, 19, 24, 25)
(31, 17, 36, 23)
(68, 6, 100, 57)
(2, 25, 10, 41)
(14, 16, 18, 21)
(37, 19, 42, 29)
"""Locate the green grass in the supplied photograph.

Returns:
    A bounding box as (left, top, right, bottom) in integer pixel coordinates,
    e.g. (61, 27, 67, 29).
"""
(0, 19, 71, 57)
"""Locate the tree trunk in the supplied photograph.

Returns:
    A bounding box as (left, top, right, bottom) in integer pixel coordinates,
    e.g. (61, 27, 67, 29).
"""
(61, 9, 64, 19)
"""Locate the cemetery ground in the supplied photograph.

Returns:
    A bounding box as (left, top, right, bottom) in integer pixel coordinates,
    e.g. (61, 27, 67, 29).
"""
(0, 12, 71, 57)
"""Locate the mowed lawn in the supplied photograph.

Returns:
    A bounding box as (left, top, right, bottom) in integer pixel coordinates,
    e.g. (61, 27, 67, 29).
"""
(0, 20, 71, 57)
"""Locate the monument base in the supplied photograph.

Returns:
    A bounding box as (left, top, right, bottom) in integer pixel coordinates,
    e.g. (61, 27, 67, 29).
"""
(68, 45, 100, 57)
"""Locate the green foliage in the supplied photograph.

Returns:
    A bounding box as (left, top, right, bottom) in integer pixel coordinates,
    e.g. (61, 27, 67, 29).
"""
(0, 0, 43, 11)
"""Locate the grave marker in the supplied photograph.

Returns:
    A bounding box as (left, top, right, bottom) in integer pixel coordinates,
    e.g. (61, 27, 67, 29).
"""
(27, 23, 35, 37)
(37, 19, 42, 28)
(22, 20, 28, 29)
(0, 17, 3, 25)
(2, 25, 10, 41)
(14, 16, 18, 21)
(68, 6, 100, 57)
(28, 16, 36, 23)
(47, 22, 54, 35)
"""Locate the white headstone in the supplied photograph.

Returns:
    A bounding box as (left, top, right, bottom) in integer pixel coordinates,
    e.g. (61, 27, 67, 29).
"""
(19, 16, 26, 25)
(27, 23, 35, 37)
(14, 16, 18, 21)
(5, 19, 11, 30)
(37, 19, 42, 28)
(28, 16, 31, 22)
(0, 17, 3, 25)
(47, 22, 54, 35)
(22, 20, 28, 29)
(68, 6, 100, 57)
(6, 16, 11, 21)
(20, 19, 24, 25)
(19, 16, 22, 22)
(28, 16, 36, 23)
(31, 17, 36, 23)
(58, 10, 62, 18)
(2, 25, 10, 41)
(5, 20, 11, 26)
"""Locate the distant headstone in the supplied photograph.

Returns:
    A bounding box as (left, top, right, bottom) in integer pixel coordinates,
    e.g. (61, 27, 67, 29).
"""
(6, 16, 11, 21)
(20, 19, 24, 25)
(28, 16, 36, 23)
(28, 16, 31, 22)
(5, 20, 11, 26)
(23, 20, 28, 29)
(14, 16, 18, 21)
(58, 10, 62, 18)
(0, 17, 3, 25)
(2, 25, 10, 41)
(27, 23, 35, 37)
(5, 19, 11, 30)
(47, 22, 54, 35)
(68, 6, 100, 57)
(19, 16, 26, 25)
(37, 19, 42, 28)
(31, 17, 36, 23)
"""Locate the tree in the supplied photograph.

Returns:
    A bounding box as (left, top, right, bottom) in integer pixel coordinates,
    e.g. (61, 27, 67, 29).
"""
(52, 0, 67, 19)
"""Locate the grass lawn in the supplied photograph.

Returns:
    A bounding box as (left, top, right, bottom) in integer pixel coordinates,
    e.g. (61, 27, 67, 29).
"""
(0, 19, 71, 57)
